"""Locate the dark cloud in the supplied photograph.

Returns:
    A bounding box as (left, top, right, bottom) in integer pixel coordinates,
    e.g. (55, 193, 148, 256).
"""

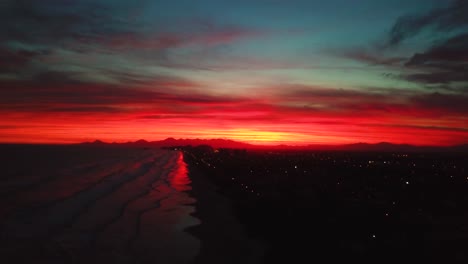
(0, 0, 261, 50)
(339, 1, 468, 90)
(341, 49, 406, 66)
(405, 34, 468, 66)
(6, 70, 463, 120)
(274, 85, 468, 117)
(403, 33, 468, 86)
(377, 124, 468, 133)
(140, 114, 213, 120)
(388, 0, 468, 46)
(42, 106, 122, 113)
(0, 71, 182, 106)
(404, 71, 468, 85)
(0, 0, 113, 44)
(0, 0, 136, 76)
(0, 0, 266, 76)
(405, 33, 468, 84)
(277, 86, 393, 106)
(0, 71, 247, 113)
(341, 1, 468, 90)
(411, 92, 468, 114)
(267, 86, 410, 117)
(0, 47, 47, 72)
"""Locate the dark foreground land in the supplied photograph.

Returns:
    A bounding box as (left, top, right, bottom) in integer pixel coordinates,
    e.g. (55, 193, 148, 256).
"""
(1, 144, 467, 263)
(0, 144, 262, 264)
(182, 146, 468, 263)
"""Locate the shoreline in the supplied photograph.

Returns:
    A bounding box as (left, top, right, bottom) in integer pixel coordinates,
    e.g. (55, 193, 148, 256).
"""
(182, 151, 265, 264)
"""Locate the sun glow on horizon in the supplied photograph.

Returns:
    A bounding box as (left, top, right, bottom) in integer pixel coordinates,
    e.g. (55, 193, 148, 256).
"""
(0, 1, 467, 147)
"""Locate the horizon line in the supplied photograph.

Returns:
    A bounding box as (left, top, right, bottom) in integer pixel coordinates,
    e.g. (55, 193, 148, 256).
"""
(1, 137, 467, 148)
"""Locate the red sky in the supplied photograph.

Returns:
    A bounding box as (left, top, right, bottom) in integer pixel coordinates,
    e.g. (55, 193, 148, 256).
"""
(1, 0, 467, 146)
(1, 80, 466, 145)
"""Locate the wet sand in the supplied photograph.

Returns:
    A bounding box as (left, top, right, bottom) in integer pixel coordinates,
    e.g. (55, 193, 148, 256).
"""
(184, 151, 265, 264)
(0, 145, 264, 263)
(0, 147, 198, 263)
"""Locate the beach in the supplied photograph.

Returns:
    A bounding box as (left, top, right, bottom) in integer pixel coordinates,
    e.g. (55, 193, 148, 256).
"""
(0, 145, 261, 263)
(184, 151, 265, 264)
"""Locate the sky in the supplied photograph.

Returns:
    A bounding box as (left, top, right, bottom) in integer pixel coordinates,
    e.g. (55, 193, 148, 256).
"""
(1, 0, 467, 145)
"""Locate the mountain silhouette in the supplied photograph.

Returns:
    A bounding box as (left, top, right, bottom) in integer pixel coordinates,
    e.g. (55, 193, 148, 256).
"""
(80, 138, 468, 152)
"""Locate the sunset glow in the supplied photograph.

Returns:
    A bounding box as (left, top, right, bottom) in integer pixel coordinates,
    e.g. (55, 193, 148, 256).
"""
(1, 0, 467, 145)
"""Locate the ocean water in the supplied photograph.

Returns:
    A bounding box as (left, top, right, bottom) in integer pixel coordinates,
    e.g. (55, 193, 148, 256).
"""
(0, 145, 200, 263)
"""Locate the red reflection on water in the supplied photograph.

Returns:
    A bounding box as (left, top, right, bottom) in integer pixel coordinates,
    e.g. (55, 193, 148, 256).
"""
(169, 152, 191, 191)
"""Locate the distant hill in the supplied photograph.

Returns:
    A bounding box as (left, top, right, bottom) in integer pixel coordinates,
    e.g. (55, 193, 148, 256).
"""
(153, 138, 254, 149)
(80, 138, 254, 149)
(339, 142, 418, 152)
(300, 142, 468, 152)
(80, 139, 107, 146)
(80, 138, 468, 152)
(340, 142, 468, 152)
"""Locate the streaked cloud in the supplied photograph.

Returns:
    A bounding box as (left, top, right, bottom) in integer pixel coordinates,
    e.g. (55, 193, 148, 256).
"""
(0, 0, 466, 145)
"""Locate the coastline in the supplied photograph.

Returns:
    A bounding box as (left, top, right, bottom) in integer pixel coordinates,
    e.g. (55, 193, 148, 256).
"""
(182, 151, 265, 264)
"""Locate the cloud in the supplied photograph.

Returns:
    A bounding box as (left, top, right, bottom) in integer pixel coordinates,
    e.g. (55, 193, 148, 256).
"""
(404, 71, 468, 85)
(411, 92, 468, 114)
(0, 72, 191, 106)
(3, 67, 467, 125)
(85, 25, 264, 52)
(341, 1, 468, 91)
(0, 71, 254, 114)
(0, 0, 112, 44)
(403, 33, 468, 85)
(388, 0, 468, 46)
(158, 51, 305, 71)
(1, 0, 263, 51)
(0, 47, 43, 72)
(0, 0, 270, 76)
(270, 85, 401, 113)
(405, 33, 468, 66)
(340, 49, 406, 66)
(1, 75, 467, 144)
(376, 124, 468, 133)
(270, 85, 468, 118)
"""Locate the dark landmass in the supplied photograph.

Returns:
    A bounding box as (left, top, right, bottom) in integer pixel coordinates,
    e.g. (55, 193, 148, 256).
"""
(181, 145, 468, 263)
(78, 138, 468, 152)
(79, 138, 254, 149)
(0, 144, 265, 264)
(0, 145, 202, 263)
(2, 143, 468, 263)
(185, 157, 265, 264)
